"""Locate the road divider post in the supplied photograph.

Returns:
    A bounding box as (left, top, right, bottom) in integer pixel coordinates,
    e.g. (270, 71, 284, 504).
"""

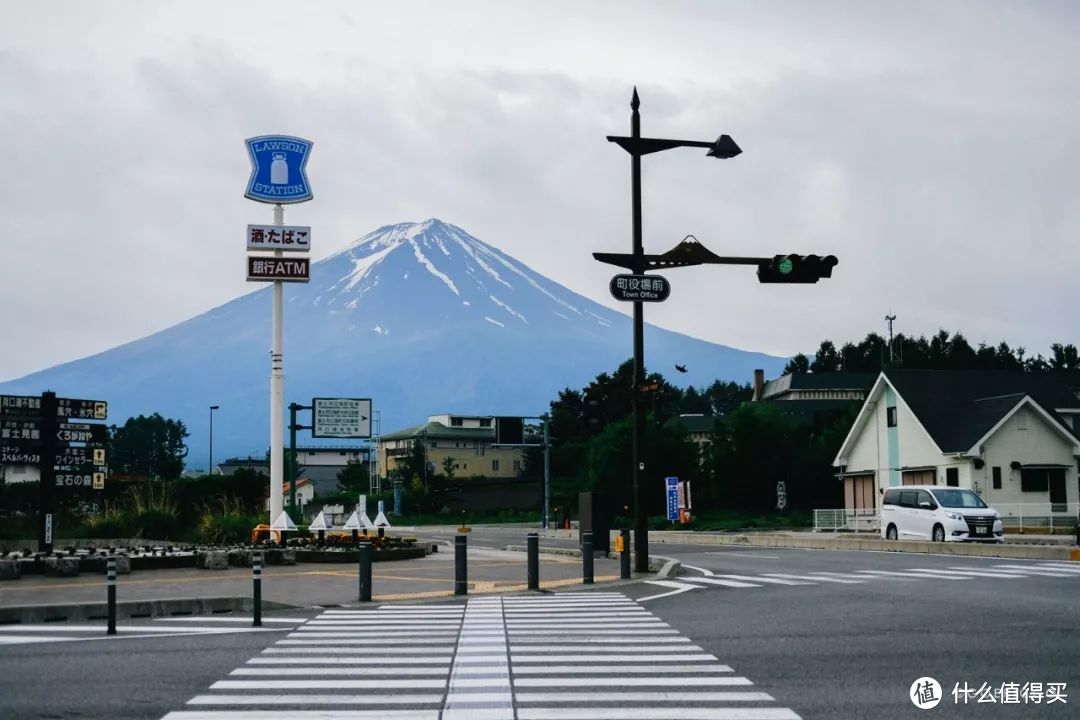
(527, 532, 539, 590)
(358, 542, 372, 602)
(582, 531, 594, 584)
(455, 534, 468, 596)
(252, 551, 262, 626)
(620, 528, 631, 579)
(106, 557, 117, 635)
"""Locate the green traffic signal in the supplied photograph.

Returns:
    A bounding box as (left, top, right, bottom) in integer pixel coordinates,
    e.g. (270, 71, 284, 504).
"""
(757, 254, 838, 284)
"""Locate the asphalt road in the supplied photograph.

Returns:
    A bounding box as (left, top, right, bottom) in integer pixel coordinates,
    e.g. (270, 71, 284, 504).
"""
(621, 544, 1080, 719)
(2, 539, 1077, 719)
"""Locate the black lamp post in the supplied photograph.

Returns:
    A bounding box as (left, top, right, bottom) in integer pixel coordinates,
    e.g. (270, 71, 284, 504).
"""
(606, 88, 742, 573)
(598, 88, 837, 574)
(208, 405, 220, 476)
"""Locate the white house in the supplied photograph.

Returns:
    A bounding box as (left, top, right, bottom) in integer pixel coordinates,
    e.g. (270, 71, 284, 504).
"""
(833, 370, 1080, 520)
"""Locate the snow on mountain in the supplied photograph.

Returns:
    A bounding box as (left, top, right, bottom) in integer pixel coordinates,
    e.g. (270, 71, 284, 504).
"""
(0, 220, 787, 468)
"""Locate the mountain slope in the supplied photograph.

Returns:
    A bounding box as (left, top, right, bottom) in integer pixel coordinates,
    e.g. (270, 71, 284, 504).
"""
(0, 219, 786, 467)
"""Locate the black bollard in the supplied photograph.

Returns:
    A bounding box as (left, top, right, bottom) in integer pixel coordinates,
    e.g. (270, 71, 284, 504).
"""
(378, 526, 385, 539)
(358, 542, 372, 602)
(352, 529, 359, 545)
(454, 534, 468, 596)
(106, 558, 117, 635)
(620, 528, 631, 579)
(527, 532, 539, 591)
(582, 531, 594, 584)
(252, 551, 262, 627)
(318, 530, 325, 546)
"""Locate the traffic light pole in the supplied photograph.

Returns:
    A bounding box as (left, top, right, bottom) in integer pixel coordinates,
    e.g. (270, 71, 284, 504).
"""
(629, 90, 649, 573)
(288, 403, 312, 515)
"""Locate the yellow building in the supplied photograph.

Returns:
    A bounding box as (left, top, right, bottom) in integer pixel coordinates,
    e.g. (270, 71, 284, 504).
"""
(378, 414, 527, 485)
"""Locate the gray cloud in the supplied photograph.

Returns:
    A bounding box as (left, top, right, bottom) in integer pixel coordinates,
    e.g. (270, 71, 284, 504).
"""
(1, 0, 1079, 381)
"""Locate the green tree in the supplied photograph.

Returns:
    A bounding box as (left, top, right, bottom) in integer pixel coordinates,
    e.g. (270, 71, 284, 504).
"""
(441, 456, 457, 483)
(109, 414, 189, 479)
(336, 458, 370, 494)
(783, 353, 810, 375)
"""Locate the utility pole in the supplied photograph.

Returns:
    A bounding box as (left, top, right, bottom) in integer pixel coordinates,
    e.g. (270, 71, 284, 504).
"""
(542, 413, 551, 529)
(885, 313, 897, 364)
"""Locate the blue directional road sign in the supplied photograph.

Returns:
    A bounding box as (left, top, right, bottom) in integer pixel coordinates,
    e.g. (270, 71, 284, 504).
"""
(244, 135, 314, 204)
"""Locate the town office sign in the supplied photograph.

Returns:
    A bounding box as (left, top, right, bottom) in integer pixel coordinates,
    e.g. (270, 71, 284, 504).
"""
(609, 274, 671, 302)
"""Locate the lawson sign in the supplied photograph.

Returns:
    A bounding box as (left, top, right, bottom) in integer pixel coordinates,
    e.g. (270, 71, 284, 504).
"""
(244, 135, 313, 204)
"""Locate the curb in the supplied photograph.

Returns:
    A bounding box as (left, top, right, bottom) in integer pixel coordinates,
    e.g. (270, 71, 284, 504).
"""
(644, 531, 1079, 560)
(0, 596, 299, 625)
(502, 544, 667, 573)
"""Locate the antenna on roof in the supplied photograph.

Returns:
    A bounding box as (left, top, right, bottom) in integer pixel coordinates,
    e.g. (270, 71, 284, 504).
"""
(885, 313, 897, 365)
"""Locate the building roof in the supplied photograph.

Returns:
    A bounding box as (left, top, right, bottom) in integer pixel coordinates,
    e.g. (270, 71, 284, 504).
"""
(381, 421, 495, 442)
(761, 372, 875, 399)
(667, 414, 717, 434)
(885, 370, 1080, 452)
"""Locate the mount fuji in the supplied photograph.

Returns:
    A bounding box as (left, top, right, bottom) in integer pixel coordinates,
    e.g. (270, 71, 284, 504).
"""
(0, 220, 786, 468)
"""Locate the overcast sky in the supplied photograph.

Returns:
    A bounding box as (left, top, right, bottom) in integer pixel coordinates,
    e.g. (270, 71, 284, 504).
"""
(2, 0, 1078, 381)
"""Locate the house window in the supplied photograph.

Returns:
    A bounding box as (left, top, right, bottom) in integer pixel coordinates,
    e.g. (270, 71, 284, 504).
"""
(492, 460, 500, 472)
(886, 407, 897, 427)
(992, 467, 1002, 490)
(946, 467, 959, 486)
(1016, 412, 1027, 430)
(513, 460, 521, 472)
(1020, 469, 1049, 492)
(430, 441, 437, 448)
(451, 417, 463, 426)
(479, 419, 492, 427)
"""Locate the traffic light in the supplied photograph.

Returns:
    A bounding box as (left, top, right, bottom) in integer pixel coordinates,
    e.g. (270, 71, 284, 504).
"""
(757, 254, 838, 283)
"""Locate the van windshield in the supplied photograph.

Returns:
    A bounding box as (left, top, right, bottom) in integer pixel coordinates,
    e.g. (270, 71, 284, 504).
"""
(932, 489, 988, 508)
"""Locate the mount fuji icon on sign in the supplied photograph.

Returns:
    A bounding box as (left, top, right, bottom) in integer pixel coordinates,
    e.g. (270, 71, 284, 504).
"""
(244, 135, 313, 204)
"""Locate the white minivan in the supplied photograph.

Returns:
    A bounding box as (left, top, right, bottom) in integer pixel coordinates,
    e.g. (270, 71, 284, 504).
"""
(881, 485, 1003, 543)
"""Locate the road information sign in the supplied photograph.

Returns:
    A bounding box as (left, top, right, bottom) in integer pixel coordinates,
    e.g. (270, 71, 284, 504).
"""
(56, 423, 108, 444)
(0, 395, 42, 416)
(312, 398, 372, 438)
(610, 274, 670, 302)
(1, 446, 40, 464)
(247, 224, 311, 252)
(244, 135, 314, 204)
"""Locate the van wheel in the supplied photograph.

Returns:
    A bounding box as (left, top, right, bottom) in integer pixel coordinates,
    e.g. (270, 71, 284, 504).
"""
(886, 524, 898, 541)
(932, 524, 945, 542)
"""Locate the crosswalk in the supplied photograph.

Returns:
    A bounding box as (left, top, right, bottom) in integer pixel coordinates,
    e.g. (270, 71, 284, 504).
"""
(643, 561, 1080, 600)
(161, 593, 800, 720)
(0, 616, 306, 645)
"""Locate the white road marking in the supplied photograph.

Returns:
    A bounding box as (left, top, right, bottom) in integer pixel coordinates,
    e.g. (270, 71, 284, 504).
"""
(760, 573, 863, 584)
(514, 691, 775, 702)
(155, 616, 307, 623)
(256, 654, 453, 663)
(513, 676, 753, 686)
(189, 694, 444, 705)
(638, 580, 706, 601)
(210, 679, 446, 690)
(684, 577, 764, 588)
(230, 667, 449, 676)
(511, 654, 717, 662)
(518, 710, 799, 720)
(906, 568, 1027, 579)
(164, 713, 439, 720)
(704, 552, 781, 559)
(709, 574, 812, 586)
(510, 664, 734, 674)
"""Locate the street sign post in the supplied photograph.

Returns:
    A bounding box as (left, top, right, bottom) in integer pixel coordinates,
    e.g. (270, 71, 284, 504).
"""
(312, 398, 372, 439)
(244, 135, 314, 204)
(246, 256, 310, 283)
(0, 392, 109, 554)
(665, 477, 679, 523)
(609, 274, 671, 303)
(0, 395, 43, 416)
(247, 224, 311, 252)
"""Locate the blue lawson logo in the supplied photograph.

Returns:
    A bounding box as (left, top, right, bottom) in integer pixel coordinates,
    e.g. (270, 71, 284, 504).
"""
(244, 135, 313, 204)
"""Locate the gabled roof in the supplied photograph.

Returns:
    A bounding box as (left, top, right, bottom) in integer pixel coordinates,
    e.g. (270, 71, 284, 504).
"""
(761, 372, 875, 399)
(885, 370, 1080, 452)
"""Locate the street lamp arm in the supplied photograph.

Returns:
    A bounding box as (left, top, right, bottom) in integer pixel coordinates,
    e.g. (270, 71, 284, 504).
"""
(607, 134, 741, 159)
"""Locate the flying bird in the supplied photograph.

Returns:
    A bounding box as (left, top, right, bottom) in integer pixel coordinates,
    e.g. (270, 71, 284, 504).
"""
(675, 364, 687, 373)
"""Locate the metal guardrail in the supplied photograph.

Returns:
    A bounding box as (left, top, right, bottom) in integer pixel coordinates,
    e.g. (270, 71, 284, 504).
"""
(813, 509, 879, 532)
(815, 503, 1080, 534)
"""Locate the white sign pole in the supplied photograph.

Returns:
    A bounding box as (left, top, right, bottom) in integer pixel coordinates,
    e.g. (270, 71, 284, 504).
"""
(269, 203, 286, 526)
